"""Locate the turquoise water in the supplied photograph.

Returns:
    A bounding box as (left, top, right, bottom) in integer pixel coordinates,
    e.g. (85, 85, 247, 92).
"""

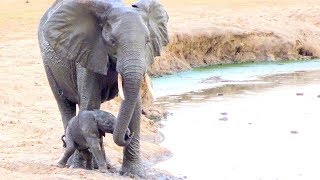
(152, 60, 320, 97)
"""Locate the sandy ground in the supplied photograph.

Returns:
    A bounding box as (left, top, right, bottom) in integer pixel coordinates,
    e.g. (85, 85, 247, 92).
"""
(0, 0, 169, 179)
(0, 0, 319, 179)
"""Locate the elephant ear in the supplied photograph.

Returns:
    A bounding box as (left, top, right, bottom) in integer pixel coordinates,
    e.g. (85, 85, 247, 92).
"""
(43, 1, 111, 75)
(132, 0, 169, 65)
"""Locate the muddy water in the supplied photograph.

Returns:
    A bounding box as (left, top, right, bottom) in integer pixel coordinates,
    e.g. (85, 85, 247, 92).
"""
(152, 60, 320, 179)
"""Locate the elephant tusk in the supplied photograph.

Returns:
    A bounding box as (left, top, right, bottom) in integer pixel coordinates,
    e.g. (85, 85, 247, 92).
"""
(144, 74, 156, 101)
(118, 74, 125, 100)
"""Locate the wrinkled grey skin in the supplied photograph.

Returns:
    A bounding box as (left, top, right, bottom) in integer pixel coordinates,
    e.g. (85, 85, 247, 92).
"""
(38, 0, 168, 177)
(58, 110, 132, 173)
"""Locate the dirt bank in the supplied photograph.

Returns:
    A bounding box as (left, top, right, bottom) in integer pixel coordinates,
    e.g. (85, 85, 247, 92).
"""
(0, 0, 320, 178)
(148, 0, 320, 75)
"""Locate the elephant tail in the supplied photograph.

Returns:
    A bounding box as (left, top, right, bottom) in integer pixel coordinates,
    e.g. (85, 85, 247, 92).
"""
(61, 135, 66, 148)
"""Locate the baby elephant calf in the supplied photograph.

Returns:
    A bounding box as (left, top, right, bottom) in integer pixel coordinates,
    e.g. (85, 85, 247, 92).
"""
(58, 110, 133, 172)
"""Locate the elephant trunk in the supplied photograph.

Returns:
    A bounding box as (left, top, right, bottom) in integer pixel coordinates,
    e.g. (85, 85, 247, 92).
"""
(113, 47, 146, 146)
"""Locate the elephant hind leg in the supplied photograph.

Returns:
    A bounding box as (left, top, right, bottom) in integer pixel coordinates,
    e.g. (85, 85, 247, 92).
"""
(58, 130, 76, 167)
(44, 65, 76, 130)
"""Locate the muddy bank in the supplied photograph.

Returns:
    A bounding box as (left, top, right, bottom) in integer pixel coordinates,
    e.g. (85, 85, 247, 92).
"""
(149, 2, 320, 75)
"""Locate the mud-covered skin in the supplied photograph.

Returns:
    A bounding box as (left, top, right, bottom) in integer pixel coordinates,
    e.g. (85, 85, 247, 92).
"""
(38, 0, 168, 177)
(58, 110, 132, 172)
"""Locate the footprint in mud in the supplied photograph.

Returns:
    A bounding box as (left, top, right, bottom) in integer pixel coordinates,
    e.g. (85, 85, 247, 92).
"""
(219, 112, 228, 121)
(296, 93, 304, 96)
(219, 117, 228, 121)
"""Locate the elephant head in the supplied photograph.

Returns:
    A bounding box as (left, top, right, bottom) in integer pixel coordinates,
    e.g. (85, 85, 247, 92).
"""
(43, 0, 168, 146)
(110, 0, 169, 146)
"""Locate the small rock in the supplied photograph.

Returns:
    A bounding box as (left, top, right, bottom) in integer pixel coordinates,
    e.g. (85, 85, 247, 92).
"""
(290, 131, 299, 134)
(296, 93, 304, 96)
(219, 117, 228, 121)
(217, 93, 224, 96)
(248, 123, 252, 125)
(317, 95, 320, 98)
(220, 112, 228, 116)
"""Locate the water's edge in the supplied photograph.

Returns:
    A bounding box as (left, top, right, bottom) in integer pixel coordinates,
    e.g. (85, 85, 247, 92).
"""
(152, 60, 320, 179)
(152, 60, 320, 97)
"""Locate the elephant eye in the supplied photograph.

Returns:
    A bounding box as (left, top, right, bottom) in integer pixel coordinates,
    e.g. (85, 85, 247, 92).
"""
(102, 32, 116, 47)
(109, 37, 116, 47)
(146, 37, 150, 45)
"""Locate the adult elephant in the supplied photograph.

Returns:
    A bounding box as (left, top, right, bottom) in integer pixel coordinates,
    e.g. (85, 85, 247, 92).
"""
(38, 0, 168, 177)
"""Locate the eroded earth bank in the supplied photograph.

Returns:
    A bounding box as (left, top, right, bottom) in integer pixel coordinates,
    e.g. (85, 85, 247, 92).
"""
(0, 0, 320, 179)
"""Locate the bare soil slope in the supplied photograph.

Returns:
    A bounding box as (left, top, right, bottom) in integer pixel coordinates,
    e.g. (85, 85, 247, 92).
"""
(149, 0, 320, 75)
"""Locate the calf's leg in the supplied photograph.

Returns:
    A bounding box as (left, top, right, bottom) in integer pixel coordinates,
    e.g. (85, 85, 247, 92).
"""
(85, 136, 109, 173)
(58, 130, 76, 167)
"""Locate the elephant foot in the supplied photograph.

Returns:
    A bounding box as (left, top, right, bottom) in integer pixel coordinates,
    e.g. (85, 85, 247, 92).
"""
(120, 159, 146, 178)
(57, 162, 65, 168)
(98, 166, 109, 173)
(97, 164, 116, 173)
(92, 157, 99, 169)
(69, 151, 86, 169)
(107, 164, 117, 173)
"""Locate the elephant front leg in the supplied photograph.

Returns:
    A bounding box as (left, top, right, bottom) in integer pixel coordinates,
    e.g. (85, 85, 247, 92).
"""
(100, 137, 116, 172)
(85, 136, 110, 173)
(71, 67, 102, 169)
(82, 149, 93, 170)
(121, 99, 146, 178)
